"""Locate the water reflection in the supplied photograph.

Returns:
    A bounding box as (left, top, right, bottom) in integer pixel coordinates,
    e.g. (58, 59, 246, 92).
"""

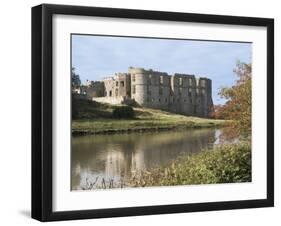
(71, 128, 225, 190)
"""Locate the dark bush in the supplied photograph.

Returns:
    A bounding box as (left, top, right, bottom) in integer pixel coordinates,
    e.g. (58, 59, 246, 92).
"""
(112, 105, 135, 119)
(72, 95, 79, 119)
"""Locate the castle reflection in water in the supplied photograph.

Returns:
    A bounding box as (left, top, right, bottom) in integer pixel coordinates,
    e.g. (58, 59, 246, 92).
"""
(71, 128, 224, 190)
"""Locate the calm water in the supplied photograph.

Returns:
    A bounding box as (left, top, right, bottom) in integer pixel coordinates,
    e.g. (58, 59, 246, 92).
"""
(71, 128, 230, 190)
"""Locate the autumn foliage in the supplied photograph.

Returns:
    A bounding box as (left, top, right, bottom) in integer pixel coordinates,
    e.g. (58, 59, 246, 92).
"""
(214, 62, 252, 137)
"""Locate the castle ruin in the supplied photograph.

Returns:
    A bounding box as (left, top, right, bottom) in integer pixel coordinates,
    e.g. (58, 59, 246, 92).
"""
(73, 67, 214, 118)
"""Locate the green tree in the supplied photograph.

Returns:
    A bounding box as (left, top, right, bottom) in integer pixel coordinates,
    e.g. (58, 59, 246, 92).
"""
(71, 67, 81, 88)
(71, 67, 81, 119)
(218, 61, 252, 137)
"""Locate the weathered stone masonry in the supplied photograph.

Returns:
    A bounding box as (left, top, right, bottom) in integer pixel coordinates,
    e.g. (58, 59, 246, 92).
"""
(73, 67, 213, 118)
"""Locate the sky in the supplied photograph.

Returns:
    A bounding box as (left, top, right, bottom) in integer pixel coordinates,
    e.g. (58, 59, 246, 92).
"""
(72, 35, 252, 105)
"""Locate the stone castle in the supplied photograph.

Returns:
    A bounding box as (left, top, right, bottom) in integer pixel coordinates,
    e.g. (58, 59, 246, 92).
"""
(73, 67, 214, 117)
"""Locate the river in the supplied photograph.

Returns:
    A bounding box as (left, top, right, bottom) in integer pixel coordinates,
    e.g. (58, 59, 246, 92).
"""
(71, 128, 232, 190)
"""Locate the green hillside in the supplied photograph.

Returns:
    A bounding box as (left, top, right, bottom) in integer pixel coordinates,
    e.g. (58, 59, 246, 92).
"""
(72, 98, 226, 135)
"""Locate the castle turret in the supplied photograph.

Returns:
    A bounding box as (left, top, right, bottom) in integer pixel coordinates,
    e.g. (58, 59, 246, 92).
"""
(128, 67, 148, 106)
(129, 67, 170, 109)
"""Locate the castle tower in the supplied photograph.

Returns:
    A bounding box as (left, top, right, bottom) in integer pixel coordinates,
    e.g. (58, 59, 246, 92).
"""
(194, 78, 213, 117)
(128, 67, 148, 106)
(128, 67, 170, 109)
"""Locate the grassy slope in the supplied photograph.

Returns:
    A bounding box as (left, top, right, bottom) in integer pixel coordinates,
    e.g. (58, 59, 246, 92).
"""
(72, 99, 226, 134)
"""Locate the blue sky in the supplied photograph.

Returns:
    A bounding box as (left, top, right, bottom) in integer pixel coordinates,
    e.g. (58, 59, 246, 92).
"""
(72, 35, 251, 105)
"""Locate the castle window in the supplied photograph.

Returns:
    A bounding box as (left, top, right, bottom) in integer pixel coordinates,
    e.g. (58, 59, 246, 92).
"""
(159, 98, 161, 102)
(165, 98, 168, 103)
(160, 76, 163, 84)
(148, 74, 152, 85)
(179, 78, 183, 86)
(120, 81, 125, 87)
(202, 89, 205, 95)
(109, 90, 112, 96)
(132, 85, 136, 94)
(201, 80, 206, 87)
(105, 91, 107, 96)
(132, 74, 135, 82)
(188, 88, 192, 97)
(189, 78, 193, 86)
(116, 81, 119, 86)
(115, 88, 118, 96)
(179, 87, 182, 95)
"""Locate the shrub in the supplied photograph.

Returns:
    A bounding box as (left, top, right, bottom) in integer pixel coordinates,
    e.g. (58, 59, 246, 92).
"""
(112, 105, 135, 119)
(129, 142, 251, 187)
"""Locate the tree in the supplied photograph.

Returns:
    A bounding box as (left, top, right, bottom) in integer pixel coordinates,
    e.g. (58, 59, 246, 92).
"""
(211, 104, 229, 119)
(218, 61, 252, 137)
(71, 67, 81, 119)
(71, 67, 81, 88)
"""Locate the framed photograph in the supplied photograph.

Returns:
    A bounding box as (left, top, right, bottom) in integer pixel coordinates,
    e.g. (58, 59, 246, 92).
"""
(32, 4, 274, 221)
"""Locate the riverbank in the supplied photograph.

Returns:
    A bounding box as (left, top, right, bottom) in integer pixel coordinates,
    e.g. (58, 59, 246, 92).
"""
(72, 106, 226, 135)
(128, 142, 251, 187)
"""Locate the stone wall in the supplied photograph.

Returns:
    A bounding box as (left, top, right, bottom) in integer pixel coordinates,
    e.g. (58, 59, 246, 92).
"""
(84, 81, 105, 99)
(103, 73, 130, 98)
(74, 81, 105, 100)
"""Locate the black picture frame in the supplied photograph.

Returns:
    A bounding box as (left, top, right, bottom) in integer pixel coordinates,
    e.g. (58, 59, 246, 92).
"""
(32, 3, 274, 222)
